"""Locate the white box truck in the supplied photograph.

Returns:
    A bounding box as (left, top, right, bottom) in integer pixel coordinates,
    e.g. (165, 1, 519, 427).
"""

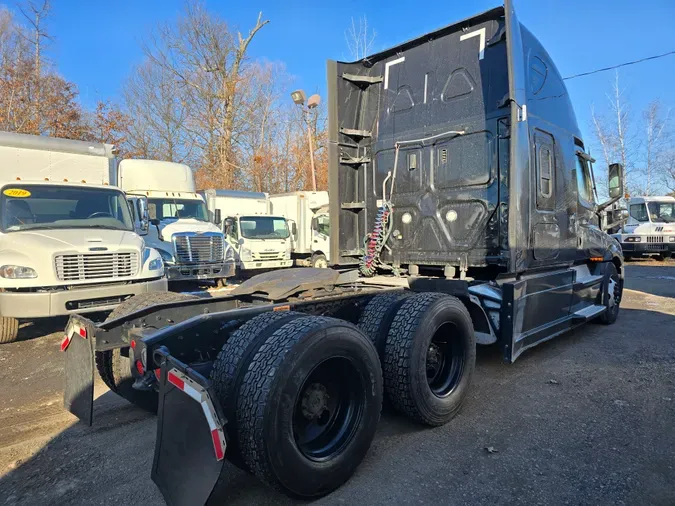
(269, 191, 330, 268)
(0, 131, 167, 343)
(200, 190, 293, 272)
(612, 195, 675, 260)
(118, 160, 235, 284)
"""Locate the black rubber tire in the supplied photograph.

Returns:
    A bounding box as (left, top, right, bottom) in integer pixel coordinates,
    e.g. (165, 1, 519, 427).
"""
(0, 317, 19, 344)
(310, 253, 328, 268)
(357, 292, 409, 358)
(654, 254, 666, 262)
(623, 254, 632, 262)
(95, 292, 197, 412)
(237, 315, 382, 498)
(383, 292, 476, 426)
(599, 262, 622, 325)
(209, 310, 304, 470)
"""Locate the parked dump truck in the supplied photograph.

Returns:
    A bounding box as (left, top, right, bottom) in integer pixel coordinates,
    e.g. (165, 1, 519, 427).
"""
(0, 131, 167, 344)
(62, 2, 625, 504)
(119, 160, 234, 283)
(611, 195, 675, 260)
(270, 191, 331, 268)
(201, 189, 293, 273)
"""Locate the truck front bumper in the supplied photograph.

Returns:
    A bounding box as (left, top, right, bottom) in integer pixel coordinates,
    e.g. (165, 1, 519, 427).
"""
(621, 242, 675, 254)
(0, 277, 168, 319)
(166, 262, 235, 281)
(239, 259, 293, 270)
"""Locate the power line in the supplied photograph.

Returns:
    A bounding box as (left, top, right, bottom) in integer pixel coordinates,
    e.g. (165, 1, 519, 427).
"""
(563, 50, 675, 80)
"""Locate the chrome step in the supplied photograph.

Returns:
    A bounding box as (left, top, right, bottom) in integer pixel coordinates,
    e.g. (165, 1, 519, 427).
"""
(572, 305, 606, 321)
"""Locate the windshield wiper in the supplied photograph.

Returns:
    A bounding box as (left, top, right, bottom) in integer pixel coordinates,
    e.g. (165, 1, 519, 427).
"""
(80, 225, 127, 230)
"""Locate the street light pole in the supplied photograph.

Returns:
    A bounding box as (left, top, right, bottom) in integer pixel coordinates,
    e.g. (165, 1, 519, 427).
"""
(291, 89, 321, 192)
(305, 108, 317, 192)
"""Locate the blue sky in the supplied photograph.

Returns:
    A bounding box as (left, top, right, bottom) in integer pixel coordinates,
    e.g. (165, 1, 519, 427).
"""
(34, 0, 675, 152)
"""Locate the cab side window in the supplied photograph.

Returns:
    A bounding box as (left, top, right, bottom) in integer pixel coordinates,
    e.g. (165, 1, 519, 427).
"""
(629, 204, 648, 222)
(127, 199, 136, 222)
(575, 154, 594, 204)
(534, 131, 555, 210)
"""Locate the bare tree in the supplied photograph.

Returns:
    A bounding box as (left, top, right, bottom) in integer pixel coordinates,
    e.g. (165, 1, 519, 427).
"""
(17, 0, 52, 127)
(590, 71, 641, 195)
(140, 2, 269, 188)
(345, 16, 376, 60)
(122, 60, 194, 162)
(643, 100, 671, 195)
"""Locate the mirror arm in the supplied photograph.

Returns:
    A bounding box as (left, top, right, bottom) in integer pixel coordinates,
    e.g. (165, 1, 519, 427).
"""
(596, 194, 622, 213)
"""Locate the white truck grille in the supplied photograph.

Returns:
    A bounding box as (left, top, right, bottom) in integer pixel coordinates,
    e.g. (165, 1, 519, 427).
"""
(646, 235, 664, 243)
(55, 253, 139, 281)
(253, 251, 284, 261)
(173, 233, 224, 264)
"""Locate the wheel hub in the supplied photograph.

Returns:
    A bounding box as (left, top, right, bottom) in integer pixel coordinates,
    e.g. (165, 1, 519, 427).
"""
(301, 382, 330, 420)
(426, 343, 442, 377)
(608, 277, 620, 308)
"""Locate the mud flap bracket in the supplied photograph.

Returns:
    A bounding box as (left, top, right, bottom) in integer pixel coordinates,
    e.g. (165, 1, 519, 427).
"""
(151, 347, 227, 506)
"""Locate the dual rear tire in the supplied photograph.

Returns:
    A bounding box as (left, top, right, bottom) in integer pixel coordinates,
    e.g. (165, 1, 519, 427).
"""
(210, 312, 382, 499)
(360, 292, 476, 425)
(209, 292, 476, 499)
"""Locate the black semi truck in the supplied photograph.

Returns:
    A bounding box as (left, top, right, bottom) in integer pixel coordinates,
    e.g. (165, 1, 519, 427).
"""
(62, 2, 625, 505)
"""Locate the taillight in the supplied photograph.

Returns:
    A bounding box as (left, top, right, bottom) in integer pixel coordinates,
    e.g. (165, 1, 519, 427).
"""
(135, 360, 145, 375)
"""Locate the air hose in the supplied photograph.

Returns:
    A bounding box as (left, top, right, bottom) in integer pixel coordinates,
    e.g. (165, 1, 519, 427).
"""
(359, 202, 392, 277)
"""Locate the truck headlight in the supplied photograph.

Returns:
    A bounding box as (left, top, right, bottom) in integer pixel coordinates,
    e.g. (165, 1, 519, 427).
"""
(670, 237, 675, 243)
(157, 248, 176, 264)
(148, 258, 163, 271)
(0, 265, 37, 279)
(224, 245, 235, 263)
(625, 237, 641, 243)
(240, 247, 252, 262)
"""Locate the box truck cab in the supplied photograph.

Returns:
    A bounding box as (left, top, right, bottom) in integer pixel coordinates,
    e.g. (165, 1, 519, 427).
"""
(118, 160, 234, 283)
(0, 132, 167, 343)
(201, 190, 293, 272)
(612, 196, 675, 260)
(270, 191, 331, 268)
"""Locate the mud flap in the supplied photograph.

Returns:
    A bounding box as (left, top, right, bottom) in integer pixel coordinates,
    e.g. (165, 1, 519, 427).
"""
(62, 316, 96, 425)
(151, 348, 227, 506)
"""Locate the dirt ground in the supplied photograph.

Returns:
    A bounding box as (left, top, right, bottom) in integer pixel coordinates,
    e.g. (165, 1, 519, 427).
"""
(0, 261, 673, 506)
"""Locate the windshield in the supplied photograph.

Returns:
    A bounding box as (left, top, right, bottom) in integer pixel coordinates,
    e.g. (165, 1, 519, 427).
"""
(239, 216, 289, 239)
(148, 198, 209, 222)
(1, 184, 134, 233)
(647, 202, 675, 223)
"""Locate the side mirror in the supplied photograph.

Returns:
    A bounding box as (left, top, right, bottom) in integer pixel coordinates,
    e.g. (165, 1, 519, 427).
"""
(224, 218, 234, 236)
(150, 218, 164, 242)
(608, 163, 624, 199)
(214, 208, 222, 226)
(291, 221, 297, 237)
(138, 197, 149, 233)
(311, 217, 317, 231)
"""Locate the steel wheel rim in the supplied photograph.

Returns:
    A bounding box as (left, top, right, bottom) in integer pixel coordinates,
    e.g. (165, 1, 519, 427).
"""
(293, 357, 365, 462)
(426, 322, 465, 398)
(608, 272, 622, 311)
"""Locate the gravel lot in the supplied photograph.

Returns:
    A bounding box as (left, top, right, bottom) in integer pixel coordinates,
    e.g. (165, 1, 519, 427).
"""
(0, 262, 674, 506)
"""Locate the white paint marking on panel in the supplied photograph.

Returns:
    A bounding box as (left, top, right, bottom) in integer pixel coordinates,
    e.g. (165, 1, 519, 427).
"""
(424, 73, 428, 103)
(384, 56, 406, 90)
(460, 28, 486, 60)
